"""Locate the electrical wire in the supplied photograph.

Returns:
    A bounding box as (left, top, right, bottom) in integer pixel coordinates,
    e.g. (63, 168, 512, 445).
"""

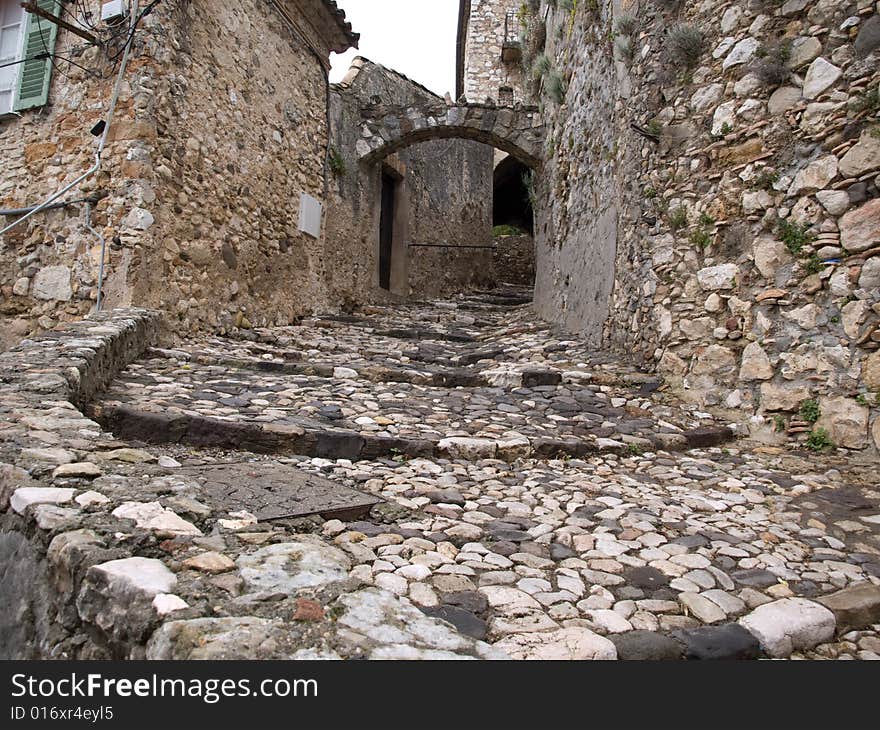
(0, 49, 96, 76)
(36, 8, 76, 83)
(0, 0, 140, 238)
(73, 0, 98, 30)
(105, 0, 161, 67)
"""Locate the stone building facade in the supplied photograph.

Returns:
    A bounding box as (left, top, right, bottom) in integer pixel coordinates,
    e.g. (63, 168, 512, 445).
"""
(325, 58, 495, 304)
(520, 0, 880, 453)
(457, 0, 527, 104)
(0, 0, 357, 347)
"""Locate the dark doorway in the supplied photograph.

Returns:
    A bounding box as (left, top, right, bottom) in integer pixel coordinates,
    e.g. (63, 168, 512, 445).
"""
(379, 172, 396, 290)
(493, 155, 533, 234)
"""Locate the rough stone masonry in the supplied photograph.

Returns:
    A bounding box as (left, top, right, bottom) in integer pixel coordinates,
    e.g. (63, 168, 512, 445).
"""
(522, 0, 880, 456)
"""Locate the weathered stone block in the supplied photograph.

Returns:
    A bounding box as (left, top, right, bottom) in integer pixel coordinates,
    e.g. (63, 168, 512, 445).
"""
(802, 58, 842, 99)
(839, 127, 880, 179)
(739, 342, 774, 381)
(815, 396, 868, 449)
(32, 266, 72, 302)
(739, 598, 835, 657)
(697, 264, 737, 290)
(759, 383, 811, 412)
(815, 584, 880, 632)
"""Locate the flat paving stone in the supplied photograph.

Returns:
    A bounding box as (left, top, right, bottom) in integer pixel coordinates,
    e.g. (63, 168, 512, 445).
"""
(177, 461, 380, 521)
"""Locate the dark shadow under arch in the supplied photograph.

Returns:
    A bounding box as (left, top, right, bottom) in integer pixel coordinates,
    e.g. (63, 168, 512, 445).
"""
(493, 155, 533, 235)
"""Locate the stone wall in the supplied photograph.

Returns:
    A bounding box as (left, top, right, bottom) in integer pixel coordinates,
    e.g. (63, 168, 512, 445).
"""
(135, 0, 336, 333)
(326, 58, 495, 303)
(494, 233, 536, 286)
(461, 0, 527, 104)
(1, 0, 349, 348)
(0, 0, 175, 350)
(531, 1, 620, 345)
(528, 0, 880, 454)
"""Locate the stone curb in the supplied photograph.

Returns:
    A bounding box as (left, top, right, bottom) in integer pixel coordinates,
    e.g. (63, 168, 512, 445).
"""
(0, 308, 161, 406)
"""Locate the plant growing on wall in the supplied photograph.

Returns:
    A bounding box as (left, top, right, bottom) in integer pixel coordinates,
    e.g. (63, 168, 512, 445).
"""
(667, 206, 688, 231)
(752, 169, 780, 191)
(328, 147, 346, 178)
(615, 36, 635, 64)
(778, 219, 816, 255)
(532, 53, 552, 81)
(806, 427, 833, 452)
(798, 398, 821, 424)
(665, 24, 706, 71)
(849, 86, 879, 115)
(614, 14, 638, 37)
(753, 41, 791, 89)
(546, 70, 567, 103)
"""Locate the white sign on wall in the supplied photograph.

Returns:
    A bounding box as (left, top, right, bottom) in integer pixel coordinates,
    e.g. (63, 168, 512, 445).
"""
(298, 193, 323, 239)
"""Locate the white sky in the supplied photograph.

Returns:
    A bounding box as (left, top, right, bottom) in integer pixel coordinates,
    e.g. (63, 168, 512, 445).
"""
(329, 0, 459, 97)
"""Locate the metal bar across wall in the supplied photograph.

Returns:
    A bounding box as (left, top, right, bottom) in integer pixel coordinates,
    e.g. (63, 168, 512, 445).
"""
(408, 243, 496, 250)
(20, 1, 100, 45)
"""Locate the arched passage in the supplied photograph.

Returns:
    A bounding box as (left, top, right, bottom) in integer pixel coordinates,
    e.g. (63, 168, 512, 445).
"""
(357, 102, 545, 169)
(353, 102, 543, 298)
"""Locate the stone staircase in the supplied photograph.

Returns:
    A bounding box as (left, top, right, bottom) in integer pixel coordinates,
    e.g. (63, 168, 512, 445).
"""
(87, 290, 737, 464)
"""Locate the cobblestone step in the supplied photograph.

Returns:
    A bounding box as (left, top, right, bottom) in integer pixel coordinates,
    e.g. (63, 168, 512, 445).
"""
(87, 402, 735, 462)
(91, 297, 740, 464)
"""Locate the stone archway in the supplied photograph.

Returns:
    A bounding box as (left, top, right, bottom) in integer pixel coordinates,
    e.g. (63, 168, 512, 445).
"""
(356, 102, 545, 169)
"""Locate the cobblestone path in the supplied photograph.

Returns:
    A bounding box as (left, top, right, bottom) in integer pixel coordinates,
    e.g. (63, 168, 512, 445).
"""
(67, 292, 880, 658)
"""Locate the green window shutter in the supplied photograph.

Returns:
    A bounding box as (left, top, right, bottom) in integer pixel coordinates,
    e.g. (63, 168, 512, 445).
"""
(14, 1, 61, 112)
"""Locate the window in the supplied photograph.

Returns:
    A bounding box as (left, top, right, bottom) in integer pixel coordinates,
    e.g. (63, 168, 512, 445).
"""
(0, 0, 59, 116)
(0, 0, 26, 114)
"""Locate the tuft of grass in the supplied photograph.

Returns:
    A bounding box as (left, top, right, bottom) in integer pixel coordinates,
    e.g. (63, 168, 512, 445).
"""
(493, 224, 526, 237)
(698, 212, 715, 228)
(804, 255, 823, 275)
(849, 87, 880, 115)
(753, 41, 791, 89)
(328, 146, 346, 177)
(690, 229, 712, 249)
(805, 427, 833, 452)
(615, 36, 635, 64)
(615, 14, 638, 36)
(666, 24, 705, 70)
(778, 219, 816, 255)
(773, 414, 787, 433)
(646, 119, 664, 137)
(798, 399, 820, 424)
(531, 53, 552, 80)
(668, 206, 688, 231)
(546, 70, 566, 103)
(753, 169, 780, 191)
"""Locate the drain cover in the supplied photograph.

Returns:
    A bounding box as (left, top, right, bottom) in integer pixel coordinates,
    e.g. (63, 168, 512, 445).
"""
(178, 462, 381, 522)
